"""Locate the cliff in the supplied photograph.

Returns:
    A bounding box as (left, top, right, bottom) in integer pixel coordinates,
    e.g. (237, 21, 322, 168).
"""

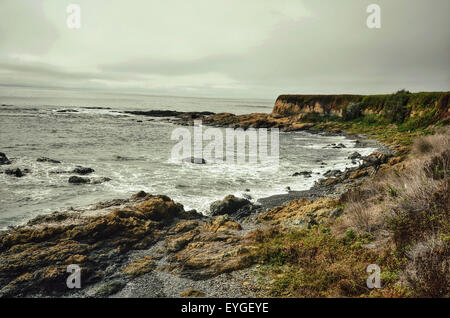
(273, 91, 449, 126)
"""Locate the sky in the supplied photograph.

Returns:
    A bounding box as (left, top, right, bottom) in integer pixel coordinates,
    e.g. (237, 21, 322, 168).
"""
(0, 0, 449, 99)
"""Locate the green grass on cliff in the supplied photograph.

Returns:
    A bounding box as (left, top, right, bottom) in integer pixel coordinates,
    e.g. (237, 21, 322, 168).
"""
(292, 91, 449, 149)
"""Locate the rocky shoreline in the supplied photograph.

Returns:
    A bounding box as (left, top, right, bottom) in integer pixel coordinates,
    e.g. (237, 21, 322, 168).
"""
(0, 108, 404, 298)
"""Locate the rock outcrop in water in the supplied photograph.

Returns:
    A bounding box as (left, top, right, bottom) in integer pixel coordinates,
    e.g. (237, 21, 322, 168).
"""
(37, 157, 61, 164)
(182, 157, 207, 164)
(5, 168, 25, 178)
(72, 166, 95, 175)
(0, 153, 11, 165)
(68, 176, 90, 184)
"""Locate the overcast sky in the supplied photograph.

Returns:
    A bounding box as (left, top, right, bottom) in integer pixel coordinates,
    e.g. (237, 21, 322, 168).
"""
(0, 0, 449, 99)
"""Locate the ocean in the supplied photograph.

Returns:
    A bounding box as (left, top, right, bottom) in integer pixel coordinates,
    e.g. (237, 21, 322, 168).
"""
(0, 87, 377, 230)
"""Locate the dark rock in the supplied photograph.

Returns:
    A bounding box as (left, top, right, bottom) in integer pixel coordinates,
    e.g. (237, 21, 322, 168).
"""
(123, 110, 182, 117)
(131, 191, 149, 200)
(49, 170, 71, 175)
(332, 143, 346, 149)
(361, 152, 392, 168)
(232, 203, 261, 219)
(292, 171, 312, 177)
(5, 168, 24, 177)
(0, 152, 11, 165)
(37, 157, 61, 164)
(68, 176, 90, 184)
(81, 107, 112, 110)
(348, 152, 362, 160)
(323, 169, 342, 178)
(56, 109, 78, 113)
(182, 157, 206, 164)
(210, 195, 251, 216)
(73, 166, 95, 175)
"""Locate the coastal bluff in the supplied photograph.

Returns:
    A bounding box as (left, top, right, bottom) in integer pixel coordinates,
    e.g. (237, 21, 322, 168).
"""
(272, 91, 449, 123)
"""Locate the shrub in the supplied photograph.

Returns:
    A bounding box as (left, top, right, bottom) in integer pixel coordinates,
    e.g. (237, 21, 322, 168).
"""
(405, 237, 450, 297)
(383, 90, 411, 124)
(342, 102, 363, 121)
(413, 136, 434, 154)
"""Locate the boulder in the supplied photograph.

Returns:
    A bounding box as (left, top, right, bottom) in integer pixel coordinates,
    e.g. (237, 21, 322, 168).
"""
(292, 170, 312, 178)
(68, 176, 90, 184)
(330, 143, 346, 149)
(0, 152, 11, 165)
(182, 157, 206, 164)
(72, 166, 95, 175)
(323, 169, 342, 178)
(5, 168, 24, 177)
(210, 195, 251, 216)
(361, 152, 392, 168)
(348, 152, 362, 160)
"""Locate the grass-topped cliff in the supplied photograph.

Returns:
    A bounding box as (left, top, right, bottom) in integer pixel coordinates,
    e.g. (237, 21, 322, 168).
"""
(274, 90, 449, 131)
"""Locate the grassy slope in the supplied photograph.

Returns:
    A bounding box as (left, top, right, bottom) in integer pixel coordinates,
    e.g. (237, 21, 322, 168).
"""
(251, 91, 449, 298)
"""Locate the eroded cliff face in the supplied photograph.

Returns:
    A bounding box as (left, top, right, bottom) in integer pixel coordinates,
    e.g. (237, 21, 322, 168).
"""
(272, 92, 450, 124)
(273, 95, 363, 117)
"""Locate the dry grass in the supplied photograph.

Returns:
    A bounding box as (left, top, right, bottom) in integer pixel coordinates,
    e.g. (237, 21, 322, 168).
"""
(404, 236, 450, 297)
(411, 126, 449, 157)
(334, 128, 449, 297)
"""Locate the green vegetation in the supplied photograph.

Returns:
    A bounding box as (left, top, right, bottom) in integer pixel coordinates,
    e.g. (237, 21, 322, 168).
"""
(293, 90, 448, 149)
(258, 94, 449, 297)
(250, 226, 406, 297)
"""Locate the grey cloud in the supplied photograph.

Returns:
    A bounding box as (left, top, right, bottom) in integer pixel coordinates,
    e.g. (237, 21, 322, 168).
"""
(0, 0, 448, 98)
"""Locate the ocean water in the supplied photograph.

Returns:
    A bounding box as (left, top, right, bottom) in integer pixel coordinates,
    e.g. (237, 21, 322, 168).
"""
(0, 88, 377, 230)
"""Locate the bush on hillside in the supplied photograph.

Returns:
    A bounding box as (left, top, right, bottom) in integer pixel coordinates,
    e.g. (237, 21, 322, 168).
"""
(342, 102, 364, 121)
(383, 90, 411, 124)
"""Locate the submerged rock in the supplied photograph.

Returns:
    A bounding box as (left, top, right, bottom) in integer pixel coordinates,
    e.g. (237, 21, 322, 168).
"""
(332, 143, 347, 149)
(37, 157, 61, 164)
(210, 195, 251, 216)
(0, 153, 11, 165)
(182, 157, 206, 164)
(68, 176, 90, 184)
(56, 109, 78, 113)
(292, 171, 312, 178)
(5, 168, 24, 178)
(72, 166, 95, 175)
